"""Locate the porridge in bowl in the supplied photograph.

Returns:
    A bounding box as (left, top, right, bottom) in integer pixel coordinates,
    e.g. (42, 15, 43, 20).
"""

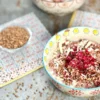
(49, 39, 100, 88)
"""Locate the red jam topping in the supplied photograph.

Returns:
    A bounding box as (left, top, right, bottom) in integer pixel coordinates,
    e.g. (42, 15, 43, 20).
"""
(65, 47, 96, 72)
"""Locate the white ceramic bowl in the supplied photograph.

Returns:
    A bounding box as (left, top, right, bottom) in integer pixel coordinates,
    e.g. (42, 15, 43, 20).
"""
(0, 25, 32, 53)
(43, 27, 100, 97)
(33, 0, 85, 16)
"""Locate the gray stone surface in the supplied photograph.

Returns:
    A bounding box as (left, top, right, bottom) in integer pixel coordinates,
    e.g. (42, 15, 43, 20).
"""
(0, 0, 100, 100)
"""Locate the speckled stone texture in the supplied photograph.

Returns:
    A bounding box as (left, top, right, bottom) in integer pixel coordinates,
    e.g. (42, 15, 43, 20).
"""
(0, 0, 100, 100)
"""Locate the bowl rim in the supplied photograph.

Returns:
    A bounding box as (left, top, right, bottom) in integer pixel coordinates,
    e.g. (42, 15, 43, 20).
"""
(43, 26, 100, 91)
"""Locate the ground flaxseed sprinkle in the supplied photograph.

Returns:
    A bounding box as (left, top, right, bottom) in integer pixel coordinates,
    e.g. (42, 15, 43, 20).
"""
(0, 26, 30, 49)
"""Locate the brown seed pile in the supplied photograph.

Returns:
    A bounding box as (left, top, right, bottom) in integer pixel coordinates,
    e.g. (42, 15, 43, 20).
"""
(0, 26, 30, 49)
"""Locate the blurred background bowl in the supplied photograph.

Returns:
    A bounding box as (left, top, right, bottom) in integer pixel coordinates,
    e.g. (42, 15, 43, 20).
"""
(33, 0, 85, 16)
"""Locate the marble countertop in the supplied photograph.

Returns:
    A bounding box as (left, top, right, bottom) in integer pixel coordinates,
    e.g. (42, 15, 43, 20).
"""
(0, 0, 100, 100)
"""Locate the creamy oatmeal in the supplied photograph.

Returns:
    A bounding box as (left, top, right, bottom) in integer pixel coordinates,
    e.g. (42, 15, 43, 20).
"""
(49, 39, 100, 88)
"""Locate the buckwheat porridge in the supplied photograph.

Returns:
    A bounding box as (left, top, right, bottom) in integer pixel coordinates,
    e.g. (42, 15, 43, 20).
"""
(49, 39, 100, 88)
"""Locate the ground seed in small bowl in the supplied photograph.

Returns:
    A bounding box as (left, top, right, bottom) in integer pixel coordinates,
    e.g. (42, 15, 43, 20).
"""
(0, 26, 30, 49)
